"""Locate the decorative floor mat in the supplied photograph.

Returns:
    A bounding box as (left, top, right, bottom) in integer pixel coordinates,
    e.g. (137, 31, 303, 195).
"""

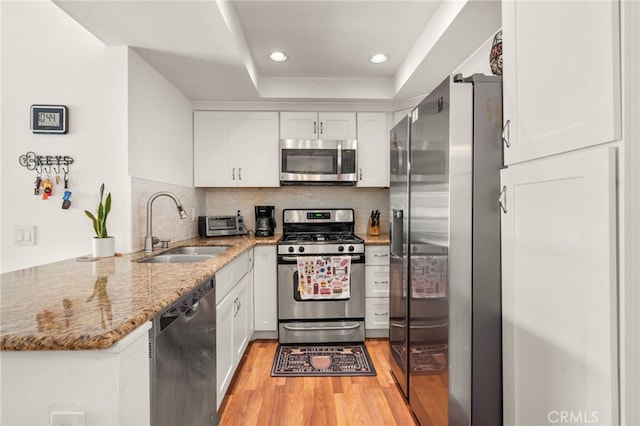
(271, 344, 377, 377)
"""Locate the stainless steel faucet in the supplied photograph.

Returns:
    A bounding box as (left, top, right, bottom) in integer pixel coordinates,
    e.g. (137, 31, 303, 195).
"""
(144, 192, 188, 252)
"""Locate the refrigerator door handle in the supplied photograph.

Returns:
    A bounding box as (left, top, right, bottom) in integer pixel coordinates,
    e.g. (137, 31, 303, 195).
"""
(390, 209, 404, 256)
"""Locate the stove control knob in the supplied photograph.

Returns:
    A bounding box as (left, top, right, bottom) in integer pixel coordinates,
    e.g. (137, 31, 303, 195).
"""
(298, 246, 305, 253)
(338, 245, 344, 252)
(348, 245, 355, 252)
(288, 246, 294, 253)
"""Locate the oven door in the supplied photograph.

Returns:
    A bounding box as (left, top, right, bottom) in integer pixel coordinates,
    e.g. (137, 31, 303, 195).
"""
(277, 254, 365, 320)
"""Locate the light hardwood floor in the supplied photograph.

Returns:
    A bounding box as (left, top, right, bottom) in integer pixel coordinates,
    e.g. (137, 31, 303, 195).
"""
(219, 339, 418, 426)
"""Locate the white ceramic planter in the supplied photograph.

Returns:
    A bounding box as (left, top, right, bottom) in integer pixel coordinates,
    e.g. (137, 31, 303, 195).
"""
(92, 237, 115, 258)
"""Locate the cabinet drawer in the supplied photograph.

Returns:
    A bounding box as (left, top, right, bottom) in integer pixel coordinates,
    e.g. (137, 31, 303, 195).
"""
(216, 251, 250, 302)
(365, 245, 389, 266)
(365, 265, 389, 297)
(365, 297, 389, 329)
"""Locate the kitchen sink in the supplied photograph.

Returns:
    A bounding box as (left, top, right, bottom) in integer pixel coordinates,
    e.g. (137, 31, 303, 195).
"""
(139, 254, 214, 264)
(166, 246, 231, 255)
(138, 245, 231, 263)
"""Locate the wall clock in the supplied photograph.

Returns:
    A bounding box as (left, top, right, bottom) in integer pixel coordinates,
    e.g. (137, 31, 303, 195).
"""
(31, 105, 68, 134)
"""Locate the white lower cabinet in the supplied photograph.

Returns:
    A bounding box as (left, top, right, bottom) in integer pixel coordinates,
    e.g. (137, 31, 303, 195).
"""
(253, 245, 278, 332)
(365, 245, 390, 336)
(500, 147, 618, 425)
(216, 249, 253, 410)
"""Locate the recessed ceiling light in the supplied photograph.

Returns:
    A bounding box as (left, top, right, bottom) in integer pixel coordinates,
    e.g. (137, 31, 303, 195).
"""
(270, 51, 288, 62)
(370, 53, 388, 64)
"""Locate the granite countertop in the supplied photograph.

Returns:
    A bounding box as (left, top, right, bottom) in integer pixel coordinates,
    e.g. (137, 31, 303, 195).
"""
(0, 233, 387, 352)
(362, 234, 390, 245)
(0, 235, 278, 351)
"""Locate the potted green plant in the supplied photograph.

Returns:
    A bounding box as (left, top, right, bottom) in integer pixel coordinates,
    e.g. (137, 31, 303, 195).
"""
(85, 183, 114, 257)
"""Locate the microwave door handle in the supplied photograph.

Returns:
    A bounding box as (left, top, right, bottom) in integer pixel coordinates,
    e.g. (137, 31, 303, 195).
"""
(337, 140, 342, 181)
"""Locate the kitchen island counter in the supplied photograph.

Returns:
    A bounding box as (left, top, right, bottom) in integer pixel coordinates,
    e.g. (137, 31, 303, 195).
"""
(0, 235, 279, 351)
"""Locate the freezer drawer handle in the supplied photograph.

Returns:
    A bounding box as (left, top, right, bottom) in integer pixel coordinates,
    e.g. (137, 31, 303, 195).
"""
(498, 186, 508, 214)
(501, 119, 511, 148)
(390, 321, 407, 328)
(410, 322, 448, 329)
(282, 323, 361, 331)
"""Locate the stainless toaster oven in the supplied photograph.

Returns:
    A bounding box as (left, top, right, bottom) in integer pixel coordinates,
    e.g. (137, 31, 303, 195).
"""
(198, 215, 246, 237)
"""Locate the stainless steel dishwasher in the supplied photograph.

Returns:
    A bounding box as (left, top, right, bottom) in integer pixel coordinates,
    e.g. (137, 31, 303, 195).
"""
(149, 278, 217, 426)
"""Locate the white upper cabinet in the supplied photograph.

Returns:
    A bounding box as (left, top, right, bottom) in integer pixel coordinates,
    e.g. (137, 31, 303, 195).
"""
(502, 0, 621, 165)
(280, 112, 356, 140)
(500, 147, 618, 426)
(194, 111, 279, 187)
(356, 112, 389, 187)
(236, 112, 279, 187)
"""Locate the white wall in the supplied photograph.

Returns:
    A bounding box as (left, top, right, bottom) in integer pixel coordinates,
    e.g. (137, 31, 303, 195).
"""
(126, 49, 203, 251)
(392, 30, 497, 127)
(0, 1, 130, 273)
(128, 49, 194, 187)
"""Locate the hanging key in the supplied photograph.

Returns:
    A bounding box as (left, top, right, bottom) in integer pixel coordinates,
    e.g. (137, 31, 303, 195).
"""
(64, 171, 69, 189)
(41, 178, 53, 200)
(34, 175, 42, 195)
(61, 191, 72, 209)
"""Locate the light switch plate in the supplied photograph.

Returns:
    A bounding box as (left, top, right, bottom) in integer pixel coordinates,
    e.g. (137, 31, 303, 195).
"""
(50, 411, 86, 426)
(15, 225, 35, 246)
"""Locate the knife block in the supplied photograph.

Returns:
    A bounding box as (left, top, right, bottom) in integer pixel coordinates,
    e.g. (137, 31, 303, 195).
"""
(367, 217, 380, 236)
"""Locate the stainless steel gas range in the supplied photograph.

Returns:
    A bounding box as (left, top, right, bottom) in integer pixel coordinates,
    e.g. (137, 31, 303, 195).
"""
(277, 208, 366, 344)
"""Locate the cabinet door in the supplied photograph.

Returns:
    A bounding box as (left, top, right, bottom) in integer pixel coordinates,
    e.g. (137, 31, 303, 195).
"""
(194, 111, 236, 186)
(280, 112, 318, 139)
(501, 147, 618, 425)
(502, 0, 620, 165)
(236, 112, 279, 187)
(318, 112, 357, 139)
(356, 112, 389, 187)
(253, 246, 277, 331)
(216, 291, 235, 409)
(232, 274, 250, 365)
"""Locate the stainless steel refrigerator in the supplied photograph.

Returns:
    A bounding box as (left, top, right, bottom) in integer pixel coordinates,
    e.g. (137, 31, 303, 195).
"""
(389, 74, 503, 425)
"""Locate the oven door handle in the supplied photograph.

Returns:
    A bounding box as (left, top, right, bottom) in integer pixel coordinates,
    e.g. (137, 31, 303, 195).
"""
(280, 255, 362, 262)
(282, 323, 361, 331)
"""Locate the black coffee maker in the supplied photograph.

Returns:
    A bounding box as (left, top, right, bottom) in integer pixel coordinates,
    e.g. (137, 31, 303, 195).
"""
(255, 206, 276, 237)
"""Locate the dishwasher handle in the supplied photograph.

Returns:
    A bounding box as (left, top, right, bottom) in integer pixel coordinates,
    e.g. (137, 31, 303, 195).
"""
(184, 301, 199, 320)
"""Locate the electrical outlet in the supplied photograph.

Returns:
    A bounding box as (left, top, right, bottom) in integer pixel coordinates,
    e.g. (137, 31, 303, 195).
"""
(192, 207, 196, 222)
(15, 225, 35, 246)
(50, 411, 85, 426)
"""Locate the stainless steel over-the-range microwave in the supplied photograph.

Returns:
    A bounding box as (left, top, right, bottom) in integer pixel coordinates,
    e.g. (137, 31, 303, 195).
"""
(279, 139, 357, 185)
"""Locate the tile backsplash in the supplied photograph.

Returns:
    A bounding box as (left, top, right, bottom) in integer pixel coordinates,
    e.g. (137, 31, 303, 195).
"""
(205, 186, 389, 236)
(131, 178, 206, 251)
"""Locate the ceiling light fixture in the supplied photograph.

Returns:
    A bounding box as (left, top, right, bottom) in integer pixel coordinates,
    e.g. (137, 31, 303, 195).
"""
(270, 51, 288, 62)
(369, 53, 388, 64)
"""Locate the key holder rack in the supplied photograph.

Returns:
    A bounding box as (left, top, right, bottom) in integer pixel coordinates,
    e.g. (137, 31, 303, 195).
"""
(19, 151, 74, 173)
